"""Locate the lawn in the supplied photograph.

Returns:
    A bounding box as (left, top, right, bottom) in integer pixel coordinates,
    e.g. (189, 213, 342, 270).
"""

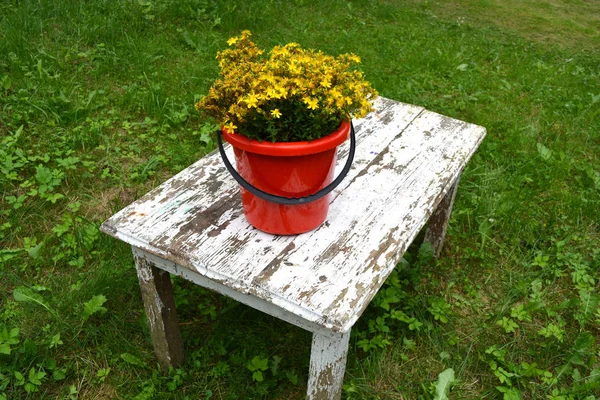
(1, 0, 599, 399)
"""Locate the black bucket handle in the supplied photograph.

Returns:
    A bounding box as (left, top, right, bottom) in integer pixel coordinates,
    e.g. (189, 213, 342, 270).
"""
(216, 122, 356, 205)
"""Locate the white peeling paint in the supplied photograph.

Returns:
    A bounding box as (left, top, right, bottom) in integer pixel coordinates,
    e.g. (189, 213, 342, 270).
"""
(104, 97, 486, 398)
(307, 331, 350, 400)
(102, 97, 485, 334)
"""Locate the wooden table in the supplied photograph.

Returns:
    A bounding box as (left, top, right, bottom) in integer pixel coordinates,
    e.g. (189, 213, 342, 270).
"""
(100, 97, 486, 399)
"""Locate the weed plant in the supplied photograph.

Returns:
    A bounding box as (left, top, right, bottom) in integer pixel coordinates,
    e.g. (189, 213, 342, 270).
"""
(1, 0, 598, 399)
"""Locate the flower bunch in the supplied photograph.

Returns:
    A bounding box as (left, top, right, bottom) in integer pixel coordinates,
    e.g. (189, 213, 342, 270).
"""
(196, 30, 378, 142)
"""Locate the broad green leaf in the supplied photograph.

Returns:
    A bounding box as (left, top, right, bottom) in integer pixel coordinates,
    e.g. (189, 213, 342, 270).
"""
(247, 356, 269, 372)
(433, 368, 455, 400)
(24, 382, 38, 393)
(13, 287, 53, 313)
(52, 369, 67, 381)
(579, 290, 600, 321)
(48, 333, 63, 348)
(0, 248, 23, 262)
(536, 143, 553, 161)
(14, 371, 25, 385)
(569, 332, 594, 366)
(120, 352, 146, 367)
(0, 343, 11, 355)
(44, 193, 64, 204)
(28, 367, 45, 385)
(573, 331, 594, 354)
(34, 165, 53, 184)
(417, 241, 434, 265)
(496, 386, 523, 400)
(252, 371, 263, 382)
(45, 358, 56, 370)
(56, 156, 80, 170)
(82, 294, 107, 322)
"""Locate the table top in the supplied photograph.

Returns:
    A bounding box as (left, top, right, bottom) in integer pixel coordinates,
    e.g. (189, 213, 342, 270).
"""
(101, 97, 486, 333)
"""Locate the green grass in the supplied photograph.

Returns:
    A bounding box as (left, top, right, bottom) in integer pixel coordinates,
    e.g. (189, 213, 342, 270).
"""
(1, 0, 599, 399)
(410, 0, 600, 53)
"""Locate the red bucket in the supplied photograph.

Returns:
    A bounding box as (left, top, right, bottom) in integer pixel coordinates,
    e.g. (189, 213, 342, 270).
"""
(219, 121, 352, 235)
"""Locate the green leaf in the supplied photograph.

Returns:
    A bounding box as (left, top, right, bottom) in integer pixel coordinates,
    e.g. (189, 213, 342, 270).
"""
(52, 215, 72, 237)
(247, 356, 269, 372)
(52, 369, 67, 381)
(28, 367, 45, 385)
(418, 241, 434, 265)
(31, 284, 49, 292)
(82, 294, 107, 322)
(252, 371, 263, 382)
(433, 368, 455, 400)
(44, 193, 64, 204)
(408, 317, 423, 331)
(24, 382, 38, 393)
(48, 333, 63, 348)
(14, 371, 25, 386)
(270, 355, 282, 376)
(34, 165, 53, 184)
(120, 352, 146, 368)
(496, 317, 519, 333)
(13, 287, 53, 313)
(45, 358, 56, 370)
(579, 290, 600, 322)
(536, 143, 553, 161)
(96, 368, 111, 382)
(496, 386, 522, 400)
(403, 338, 416, 351)
(0, 248, 23, 262)
(0, 343, 11, 355)
(56, 156, 80, 170)
(569, 332, 594, 366)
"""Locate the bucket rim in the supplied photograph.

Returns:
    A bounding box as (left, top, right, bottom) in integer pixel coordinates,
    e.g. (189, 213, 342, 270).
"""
(221, 121, 350, 156)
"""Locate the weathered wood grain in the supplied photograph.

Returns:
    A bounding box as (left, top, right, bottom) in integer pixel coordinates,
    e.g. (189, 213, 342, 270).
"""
(132, 247, 341, 338)
(425, 175, 461, 257)
(134, 252, 184, 370)
(307, 331, 350, 400)
(101, 97, 486, 334)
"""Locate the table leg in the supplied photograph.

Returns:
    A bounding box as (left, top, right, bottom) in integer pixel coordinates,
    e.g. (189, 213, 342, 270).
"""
(425, 174, 461, 257)
(307, 330, 350, 400)
(133, 249, 184, 370)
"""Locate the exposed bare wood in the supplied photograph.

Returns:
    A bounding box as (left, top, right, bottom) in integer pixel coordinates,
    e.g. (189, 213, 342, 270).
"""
(424, 174, 461, 257)
(134, 250, 184, 370)
(307, 331, 350, 400)
(132, 247, 339, 339)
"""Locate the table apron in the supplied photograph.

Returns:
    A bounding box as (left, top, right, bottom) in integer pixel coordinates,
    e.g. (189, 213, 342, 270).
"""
(132, 246, 344, 339)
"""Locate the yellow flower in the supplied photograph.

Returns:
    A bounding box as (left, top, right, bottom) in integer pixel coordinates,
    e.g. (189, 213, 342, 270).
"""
(244, 93, 259, 108)
(266, 87, 278, 99)
(196, 30, 378, 142)
(288, 62, 301, 74)
(223, 122, 237, 133)
(348, 54, 361, 63)
(320, 78, 332, 88)
(275, 85, 287, 99)
(303, 96, 319, 110)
